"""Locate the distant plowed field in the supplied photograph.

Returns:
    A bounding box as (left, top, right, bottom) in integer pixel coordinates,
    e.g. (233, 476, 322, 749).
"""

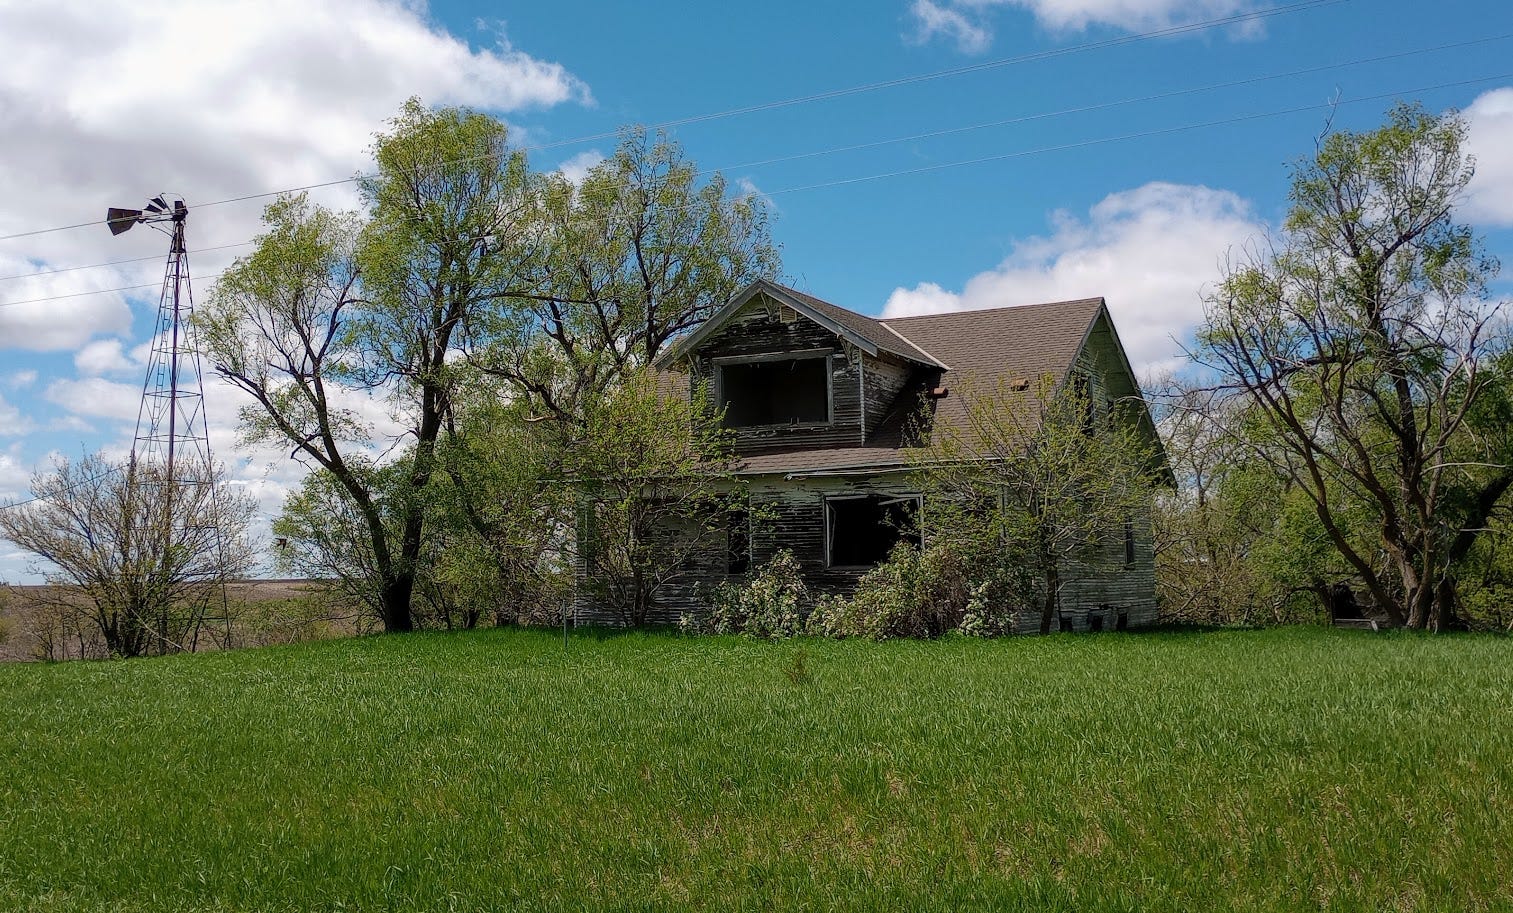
(0, 580, 358, 662)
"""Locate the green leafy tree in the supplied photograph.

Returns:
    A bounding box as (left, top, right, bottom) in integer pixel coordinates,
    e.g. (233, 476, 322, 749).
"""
(572, 371, 743, 627)
(468, 129, 780, 422)
(427, 376, 574, 626)
(914, 376, 1159, 634)
(1197, 104, 1511, 629)
(202, 101, 536, 633)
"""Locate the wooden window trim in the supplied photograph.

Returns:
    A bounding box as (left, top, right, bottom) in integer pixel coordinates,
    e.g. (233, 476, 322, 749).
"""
(713, 351, 836, 429)
(823, 493, 924, 570)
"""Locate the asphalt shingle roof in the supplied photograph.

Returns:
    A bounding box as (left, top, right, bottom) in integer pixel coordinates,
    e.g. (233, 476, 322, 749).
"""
(718, 290, 1108, 476)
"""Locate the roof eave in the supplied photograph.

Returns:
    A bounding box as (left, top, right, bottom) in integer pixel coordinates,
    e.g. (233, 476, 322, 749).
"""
(655, 278, 883, 369)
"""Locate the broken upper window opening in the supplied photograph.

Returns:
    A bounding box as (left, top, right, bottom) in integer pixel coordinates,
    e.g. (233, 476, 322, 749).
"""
(717, 355, 830, 427)
(825, 494, 922, 568)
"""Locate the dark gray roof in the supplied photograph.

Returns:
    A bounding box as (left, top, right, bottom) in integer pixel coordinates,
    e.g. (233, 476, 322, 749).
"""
(656, 279, 947, 371)
(732, 296, 1111, 476)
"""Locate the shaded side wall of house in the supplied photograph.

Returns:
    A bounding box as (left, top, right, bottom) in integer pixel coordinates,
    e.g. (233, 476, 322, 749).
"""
(571, 471, 1157, 631)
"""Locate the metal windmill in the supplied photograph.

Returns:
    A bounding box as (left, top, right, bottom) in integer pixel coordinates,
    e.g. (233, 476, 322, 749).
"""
(108, 195, 214, 480)
(107, 195, 232, 647)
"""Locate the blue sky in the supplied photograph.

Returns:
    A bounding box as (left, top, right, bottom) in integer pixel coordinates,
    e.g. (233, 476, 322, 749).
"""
(1, 0, 1511, 581)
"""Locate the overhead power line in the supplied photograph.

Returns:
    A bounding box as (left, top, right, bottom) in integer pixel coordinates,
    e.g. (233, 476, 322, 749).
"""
(0, 242, 252, 284)
(0, 277, 216, 309)
(706, 32, 1513, 176)
(1, 29, 1504, 295)
(756, 72, 1513, 198)
(0, 466, 124, 513)
(0, 0, 1346, 245)
(2, 69, 1507, 313)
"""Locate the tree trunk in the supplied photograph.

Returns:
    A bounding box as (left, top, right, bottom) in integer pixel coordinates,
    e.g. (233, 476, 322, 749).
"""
(1431, 577, 1458, 632)
(631, 563, 647, 627)
(380, 576, 416, 633)
(1039, 565, 1059, 635)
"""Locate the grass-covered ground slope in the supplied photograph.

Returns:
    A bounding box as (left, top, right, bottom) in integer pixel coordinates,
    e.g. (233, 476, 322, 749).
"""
(1, 627, 1510, 912)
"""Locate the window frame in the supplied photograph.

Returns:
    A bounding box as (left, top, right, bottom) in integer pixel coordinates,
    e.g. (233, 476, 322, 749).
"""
(822, 492, 924, 570)
(712, 350, 835, 429)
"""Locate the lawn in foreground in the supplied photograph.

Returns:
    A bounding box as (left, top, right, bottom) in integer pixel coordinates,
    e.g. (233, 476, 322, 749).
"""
(0, 627, 1510, 912)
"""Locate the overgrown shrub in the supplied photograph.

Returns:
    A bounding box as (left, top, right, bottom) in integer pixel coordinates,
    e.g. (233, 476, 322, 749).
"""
(690, 550, 808, 638)
(1460, 584, 1513, 634)
(805, 543, 977, 639)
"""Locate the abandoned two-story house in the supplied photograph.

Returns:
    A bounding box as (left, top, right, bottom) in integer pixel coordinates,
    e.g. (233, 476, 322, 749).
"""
(573, 278, 1166, 633)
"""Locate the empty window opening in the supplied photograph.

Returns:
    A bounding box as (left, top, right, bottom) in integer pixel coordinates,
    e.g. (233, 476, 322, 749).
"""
(719, 357, 830, 427)
(727, 506, 751, 575)
(826, 494, 922, 568)
(1123, 516, 1136, 566)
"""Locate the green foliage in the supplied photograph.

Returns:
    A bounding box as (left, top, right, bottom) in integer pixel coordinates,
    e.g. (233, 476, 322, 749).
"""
(273, 466, 394, 620)
(203, 100, 780, 635)
(468, 128, 780, 422)
(223, 591, 362, 648)
(426, 381, 574, 627)
(912, 374, 1158, 634)
(806, 543, 976, 639)
(780, 647, 811, 685)
(1195, 103, 1509, 630)
(573, 371, 744, 627)
(692, 550, 808, 638)
(2, 628, 1512, 911)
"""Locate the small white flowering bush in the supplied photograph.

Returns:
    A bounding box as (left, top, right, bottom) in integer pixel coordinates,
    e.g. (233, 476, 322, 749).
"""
(805, 543, 974, 640)
(696, 550, 809, 638)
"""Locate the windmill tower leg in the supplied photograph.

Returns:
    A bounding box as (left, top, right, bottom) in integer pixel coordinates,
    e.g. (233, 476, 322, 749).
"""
(119, 197, 235, 653)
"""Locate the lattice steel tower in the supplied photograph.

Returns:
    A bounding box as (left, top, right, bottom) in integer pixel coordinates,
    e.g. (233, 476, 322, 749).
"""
(107, 195, 233, 649)
(108, 196, 213, 481)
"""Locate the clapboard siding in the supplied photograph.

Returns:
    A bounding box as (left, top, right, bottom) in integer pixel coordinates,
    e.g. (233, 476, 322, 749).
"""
(689, 296, 867, 453)
(572, 473, 1158, 631)
(862, 354, 920, 438)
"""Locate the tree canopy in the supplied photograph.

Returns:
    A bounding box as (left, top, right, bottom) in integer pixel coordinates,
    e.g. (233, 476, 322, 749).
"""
(1195, 103, 1510, 630)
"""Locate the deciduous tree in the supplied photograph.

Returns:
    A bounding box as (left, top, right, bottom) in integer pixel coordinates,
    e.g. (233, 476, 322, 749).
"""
(0, 453, 255, 658)
(915, 376, 1158, 634)
(1196, 104, 1511, 630)
(201, 101, 536, 633)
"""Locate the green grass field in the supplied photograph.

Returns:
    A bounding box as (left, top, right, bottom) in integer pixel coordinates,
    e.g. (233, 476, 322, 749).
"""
(1, 627, 1510, 912)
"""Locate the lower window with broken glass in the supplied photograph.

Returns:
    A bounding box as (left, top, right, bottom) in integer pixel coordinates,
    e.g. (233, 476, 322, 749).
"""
(824, 493, 923, 568)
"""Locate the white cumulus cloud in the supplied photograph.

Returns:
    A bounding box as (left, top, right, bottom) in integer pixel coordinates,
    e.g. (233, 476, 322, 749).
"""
(556, 149, 607, 185)
(0, 393, 34, 437)
(883, 181, 1265, 376)
(43, 377, 149, 423)
(74, 339, 140, 377)
(908, 0, 1262, 51)
(909, 0, 992, 54)
(1463, 86, 1513, 228)
(0, 0, 590, 352)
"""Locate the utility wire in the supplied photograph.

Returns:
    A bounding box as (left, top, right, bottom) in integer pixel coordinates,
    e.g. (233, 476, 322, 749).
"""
(1, 29, 1501, 295)
(756, 71, 1513, 198)
(1, 70, 1507, 310)
(0, 242, 252, 284)
(0, 277, 216, 309)
(0, 0, 1345, 244)
(706, 32, 1513, 176)
(1, 69, 1506, 312)
(0, 466, 124, 512)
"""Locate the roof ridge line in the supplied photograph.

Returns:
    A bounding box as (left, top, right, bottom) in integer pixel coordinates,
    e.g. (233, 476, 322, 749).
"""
(877, 321, 951, 371)
(883, 296, 1105, 322)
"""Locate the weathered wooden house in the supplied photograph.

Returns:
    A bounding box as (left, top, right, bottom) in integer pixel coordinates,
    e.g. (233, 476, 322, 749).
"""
(573, 278, 1165, 632)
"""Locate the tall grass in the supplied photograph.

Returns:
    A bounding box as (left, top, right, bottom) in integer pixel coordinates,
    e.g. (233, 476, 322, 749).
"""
(1, 627, 1510, 912)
